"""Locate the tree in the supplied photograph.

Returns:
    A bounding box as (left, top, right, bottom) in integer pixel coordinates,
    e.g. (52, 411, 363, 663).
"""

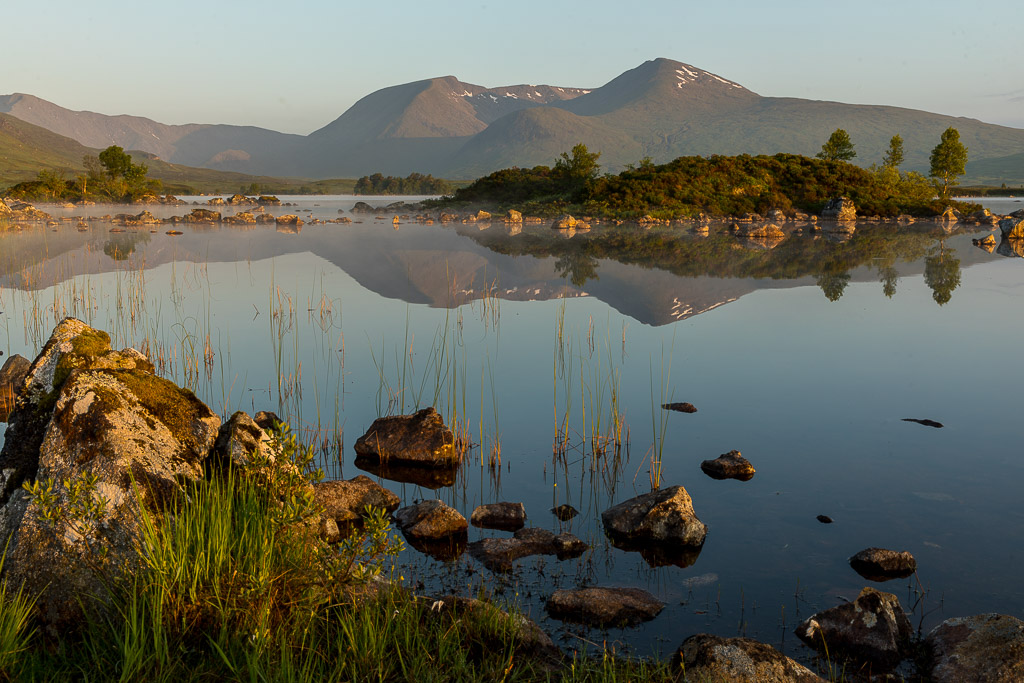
(98, 146, 133, 179)
(883, 135, 904, 169)
(817, 129, 856, 162)
(929, 127, 968, 199)
(554, 143, 601, 194)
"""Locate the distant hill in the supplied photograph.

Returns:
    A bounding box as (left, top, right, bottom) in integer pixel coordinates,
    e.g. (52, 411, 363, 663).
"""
(0, 113, 328, 194)
(4, 59, 1024, 183)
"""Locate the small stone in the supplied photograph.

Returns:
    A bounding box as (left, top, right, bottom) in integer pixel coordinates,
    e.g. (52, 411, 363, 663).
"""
(816, 515, 834, 524)
(902, 418, 943, 428)
(551, 504, 578, 521)
(700, 450, 755, 481)
(662, 402, 697, 413)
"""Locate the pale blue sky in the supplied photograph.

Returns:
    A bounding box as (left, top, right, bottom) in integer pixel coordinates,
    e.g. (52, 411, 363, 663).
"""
(4, 0, 1021, 134)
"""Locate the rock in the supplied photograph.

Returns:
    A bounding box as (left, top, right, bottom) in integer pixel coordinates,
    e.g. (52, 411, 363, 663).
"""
(505, 209, 523, 223)
(257, 195, 281, 205)
(602, 486, 707, 546)
(226, 194, 255, 205)
(701, 450, 755, 481)
(207, 197, 225, 205)
(552, 215, 578, 230)
(766, 209, 788, 223)
(849, 548, 917, 581)
(938, 207, 959, 224)
(551, 504, 578, 521)
(0, 320, 219, 632)
(796, 587, 912, 671)
(674, 634, 825, 683)
(821, 197, 857, 222)
(212, 411, 284, 473)
(999, 216, 1024, 239)
(184, 208, 221, 223)
(925, 613, 1024, 683)
(0, 354, 31, 421)
(662, 402, 697, 414)
(350, 201, 375, 213)
(468, 527, 587, 572)
(393, 499, 467, 560)
(967, 208, 992, 222)
(393, 499, 466, 541)
(223, 211, 257, 225)
(736, 223, 785, 238)
(902, 418, 943, 428)
(353, 407, 459, 468)
(276, 214, 304, 226)
(313, 475, 400, 529)
(253, 410, 282, 432)
(474, 210, 491, 221)
(545, 587, 663, 628)
(470, 502, 526, 531)
(428, 595, 559, 660)
(974, 234, 997, 247)
(896, 214, 916, 224)
(816, 515, 834, 524)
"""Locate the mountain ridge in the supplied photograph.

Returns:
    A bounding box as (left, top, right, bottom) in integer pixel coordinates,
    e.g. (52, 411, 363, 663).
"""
(4, 59, 1024, 183)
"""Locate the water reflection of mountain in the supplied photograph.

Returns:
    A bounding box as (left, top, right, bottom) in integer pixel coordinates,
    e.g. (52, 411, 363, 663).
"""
(0, 220, 1007, 326)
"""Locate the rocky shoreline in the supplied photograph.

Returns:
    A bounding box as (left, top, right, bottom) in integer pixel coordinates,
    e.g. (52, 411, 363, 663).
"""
(3, 320, 1024, 680)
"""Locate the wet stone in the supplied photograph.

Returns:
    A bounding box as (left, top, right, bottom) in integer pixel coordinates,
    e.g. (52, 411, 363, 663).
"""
(662, 402, 697, 413)
(700, 450, 755, 481)
(551, 504, 578, 521)
(468, 527, 587, 572)
(546, 587, 664, 628)
(674, 633, 825, 683)
(926, 613, 1024, 683)
(470, 502, 526, 531)
(849, 547, 917, 581)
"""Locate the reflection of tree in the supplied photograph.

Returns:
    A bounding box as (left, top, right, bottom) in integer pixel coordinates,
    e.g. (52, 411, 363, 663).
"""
(877, 260, 900, 299)
(924, 243, 961, 306)
(816, 260, 851, 302)
(102, 233, 149, 261)
(554, 252, 599, 288)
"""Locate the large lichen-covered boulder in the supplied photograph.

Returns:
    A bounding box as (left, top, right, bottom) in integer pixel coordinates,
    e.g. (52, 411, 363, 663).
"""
(0, 319, 219, 631)
(674, 634, 824, 682)
(925, 613, 1024, 682)
(999, 216, 1024, 239)
(354, 407, 458, 468)
(796, 587, 912, 672)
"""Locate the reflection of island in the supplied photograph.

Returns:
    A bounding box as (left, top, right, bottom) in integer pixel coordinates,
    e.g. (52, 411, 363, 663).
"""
(0, 219, 1003, 326)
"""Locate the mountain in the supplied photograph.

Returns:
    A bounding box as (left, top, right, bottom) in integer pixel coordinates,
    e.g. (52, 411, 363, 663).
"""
(0, 112, 317, 193)
(5, 59, 1024, 182)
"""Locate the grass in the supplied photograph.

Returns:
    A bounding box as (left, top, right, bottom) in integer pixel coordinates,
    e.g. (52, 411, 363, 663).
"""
(2, 422, 686, 683)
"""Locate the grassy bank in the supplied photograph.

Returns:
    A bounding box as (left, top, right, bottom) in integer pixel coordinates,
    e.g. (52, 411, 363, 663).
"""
(0, 424, 680, 683)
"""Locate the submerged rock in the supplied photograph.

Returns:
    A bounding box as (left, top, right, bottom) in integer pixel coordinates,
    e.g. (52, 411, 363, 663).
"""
(925, 613, 1024, 683)
(796, 587, 912, 672)
(470, 502, 526, 531)
(468, 527, 587, 572)
(354, 407, 459, 468)
(674, 634, 824, 683)
(551, 504, 578, 521)
(546, 587, 664, 627)
(849, 547, 917, 581)
(700, 450, 755, 481)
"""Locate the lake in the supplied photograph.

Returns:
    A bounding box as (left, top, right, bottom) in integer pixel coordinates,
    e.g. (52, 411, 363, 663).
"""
(2, 195, 1023, 664)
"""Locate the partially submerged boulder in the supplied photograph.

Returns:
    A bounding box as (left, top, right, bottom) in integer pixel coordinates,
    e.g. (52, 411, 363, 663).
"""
(551, 504, 578, 521)
(470, 502, 526, 531)
(796, 587, 912, 672)
(393, 499, 467, 560)
(999, 216, 1024, 239)
(602, 485, 706, 547)
(674, 634, 824, 683)
(545, 587, 664, 628)
(0, 319, 219, 631)
(552, 215, 578, 230)
(848, 547, 917, 581)
(354, 407, 459, 468)
(925, 613, 1024, 683)
(468, 527, 587, 572)
(662, 401, 697, 414)
(313, 475, 400, 528)
(700, 450, 755, 481)
(821, 197, 857, 222)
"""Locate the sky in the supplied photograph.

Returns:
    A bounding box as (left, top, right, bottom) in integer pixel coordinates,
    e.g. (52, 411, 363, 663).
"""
(4, 0, 1022, 135)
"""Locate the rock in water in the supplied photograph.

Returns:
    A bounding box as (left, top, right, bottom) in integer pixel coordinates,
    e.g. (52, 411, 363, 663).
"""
(470, 502, 526, 531)
(551, 504, 578, 521)
(0, 354, 31, 421)
(546, 587, 663, 627)
(393, 499, 467, 560)
(796, 587, 912, 672)
(354, 407, 458, 468)
(0, 319, 220, 632)
(674, 634, 825, 682)
(602, 486, 707, 547)
(925, 613, 1024, 682)
(313, 475, 400, 528)
(849, 547, 917, 581)
(468, 527, 587, 572)
(816, 515, 834, 524)
(700, 450, 755, 481)
(821, 197, 857, 222)
(902, 418, 943, 428)
(662, 402, 697, 413)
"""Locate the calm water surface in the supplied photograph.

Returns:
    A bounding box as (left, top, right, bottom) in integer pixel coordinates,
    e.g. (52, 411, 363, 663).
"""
(1, 195, 1022, 662)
